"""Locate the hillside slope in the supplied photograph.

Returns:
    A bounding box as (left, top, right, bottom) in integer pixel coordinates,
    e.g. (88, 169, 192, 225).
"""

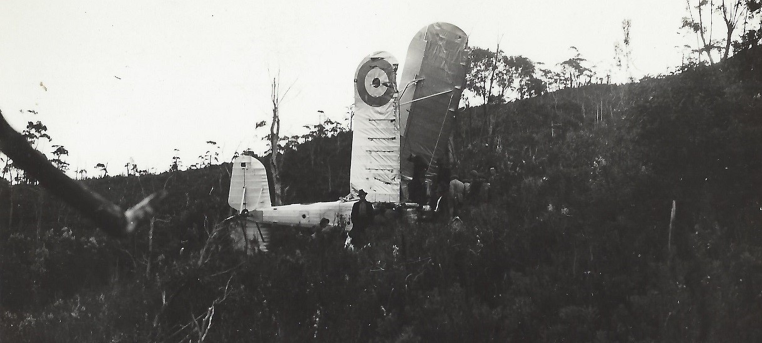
(1, 47, 762, 341)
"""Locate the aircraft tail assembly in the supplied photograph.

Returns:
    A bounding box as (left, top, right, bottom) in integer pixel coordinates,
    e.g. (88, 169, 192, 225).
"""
(227, 155, 272, 251)
(227, 155, 354, 252)
(227, 155, 271, 213)
(226, 22, 469, 251)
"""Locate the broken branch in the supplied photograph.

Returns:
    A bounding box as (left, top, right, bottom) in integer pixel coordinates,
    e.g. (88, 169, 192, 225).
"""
(0, 110, 167, 237)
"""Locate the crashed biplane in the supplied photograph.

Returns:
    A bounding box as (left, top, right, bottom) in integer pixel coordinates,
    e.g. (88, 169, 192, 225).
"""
(228, 22, 469, 250)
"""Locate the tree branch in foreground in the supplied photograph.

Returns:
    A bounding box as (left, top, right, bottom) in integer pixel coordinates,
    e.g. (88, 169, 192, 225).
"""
(0, 110, 167, 237)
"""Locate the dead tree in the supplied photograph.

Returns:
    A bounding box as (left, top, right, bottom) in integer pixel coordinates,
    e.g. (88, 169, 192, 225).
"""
(267, 75, 295, 206)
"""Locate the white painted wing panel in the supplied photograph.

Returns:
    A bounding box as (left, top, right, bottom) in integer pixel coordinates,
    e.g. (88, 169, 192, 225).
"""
(350, 51, 400, 203)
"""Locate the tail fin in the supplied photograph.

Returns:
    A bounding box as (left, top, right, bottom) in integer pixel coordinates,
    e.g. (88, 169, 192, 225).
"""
(228, 155, 271, 212)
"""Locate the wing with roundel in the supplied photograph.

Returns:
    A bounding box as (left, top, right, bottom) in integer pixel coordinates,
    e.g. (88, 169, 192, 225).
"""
(349, 51, 400, 203)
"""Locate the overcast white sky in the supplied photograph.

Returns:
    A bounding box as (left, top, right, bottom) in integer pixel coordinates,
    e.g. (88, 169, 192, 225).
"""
(1, 0, 688, 176)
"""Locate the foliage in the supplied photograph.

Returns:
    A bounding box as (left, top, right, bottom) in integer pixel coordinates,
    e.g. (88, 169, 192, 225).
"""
(559, 47, 593, 88)
(50, 145, 69, 172)
(2, 47, 762, 342)
(21, 120, 51, 148)
(94, 163, 108, 178)
(466, 47, 547, 105)
(169, 148, 182, 172)
(2, 118, 54, 184)
(681, 0, 762, 63)
(465, 47, 547, 144)
(279, 119, 351, 203)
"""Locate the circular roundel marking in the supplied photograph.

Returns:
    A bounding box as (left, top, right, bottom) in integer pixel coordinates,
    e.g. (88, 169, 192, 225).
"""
(356, 59, 395, 107)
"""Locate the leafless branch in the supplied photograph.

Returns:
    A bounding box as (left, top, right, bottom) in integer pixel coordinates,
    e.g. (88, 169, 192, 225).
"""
(163, 273, 236, 343)
(197, 220, 233, 266)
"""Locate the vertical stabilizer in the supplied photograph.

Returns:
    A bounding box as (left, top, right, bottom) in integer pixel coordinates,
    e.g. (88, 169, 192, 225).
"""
(228, 155, 272, 212)
(350, 51, 400, 203)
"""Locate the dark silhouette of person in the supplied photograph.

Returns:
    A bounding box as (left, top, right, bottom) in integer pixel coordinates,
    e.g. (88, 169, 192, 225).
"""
(311, 218, 331, 238)
(468, 169, 484, 202)
(408, 154, 428, 207)
(311, 218, 344, 249)
(433, 158, 451, 218)
(487, 166, 498, 202)
(449, 176, 465, 217)
(350, 189, 374, 248)
(435, 158, 451, 193)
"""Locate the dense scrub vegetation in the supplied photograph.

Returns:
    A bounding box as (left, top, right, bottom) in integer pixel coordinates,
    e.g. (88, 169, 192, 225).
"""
(2, 46, 762, 342)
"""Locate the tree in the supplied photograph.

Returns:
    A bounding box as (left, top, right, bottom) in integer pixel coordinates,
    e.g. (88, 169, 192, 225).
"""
(466, 47, 549, 145)
(22, 120, 51, 149)
(718, 0, 747, 60)
(505, 55, 541, 99)
(50, 145, 69, 172)
(1, 155, 9, 181)
(536, 62, 563, 92)
(732, 1, 762, 52)
(74, 168, 87, 180)
(124, 161, 139, 176)
(682, 0, 755, 63)
(202, 141, 220, 167)
(297, 119, 347, 195)
(10, 120, 54, 184)
(266, 76, 295, 206)
(524, 77, 547, 98)
(95, 163, 108, 178)
(614, 19, 634, 81)
(1, 154, 17, 184)
(559, 47, 593, 88)
(466, 47, 497, 107)
(170, 149, 181, 172)
(682, 0, 718, 64)
(466, 46, 514, 141)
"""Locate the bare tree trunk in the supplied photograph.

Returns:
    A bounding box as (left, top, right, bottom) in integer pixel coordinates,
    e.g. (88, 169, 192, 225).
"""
(36, 190, 44, 240)
(146, 217, 155, 280)
(239, 218, 249, 255)
(688, 0, 717, 64)
(485, 45, 500, 141)
(327, 162, 332, 192)
(720, 0, 744, 60)
(668, 200, 676, 257)
(7, 185, 13, 231)
(269, 78, 284, 206)
(468, 104, 473, 148)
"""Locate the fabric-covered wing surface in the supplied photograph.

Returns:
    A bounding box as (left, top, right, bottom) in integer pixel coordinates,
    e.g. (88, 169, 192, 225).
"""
(399, 23, 468, 182)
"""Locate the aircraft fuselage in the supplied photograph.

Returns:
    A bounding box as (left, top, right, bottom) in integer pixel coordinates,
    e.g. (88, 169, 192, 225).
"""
(248, 200, 355, 230)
